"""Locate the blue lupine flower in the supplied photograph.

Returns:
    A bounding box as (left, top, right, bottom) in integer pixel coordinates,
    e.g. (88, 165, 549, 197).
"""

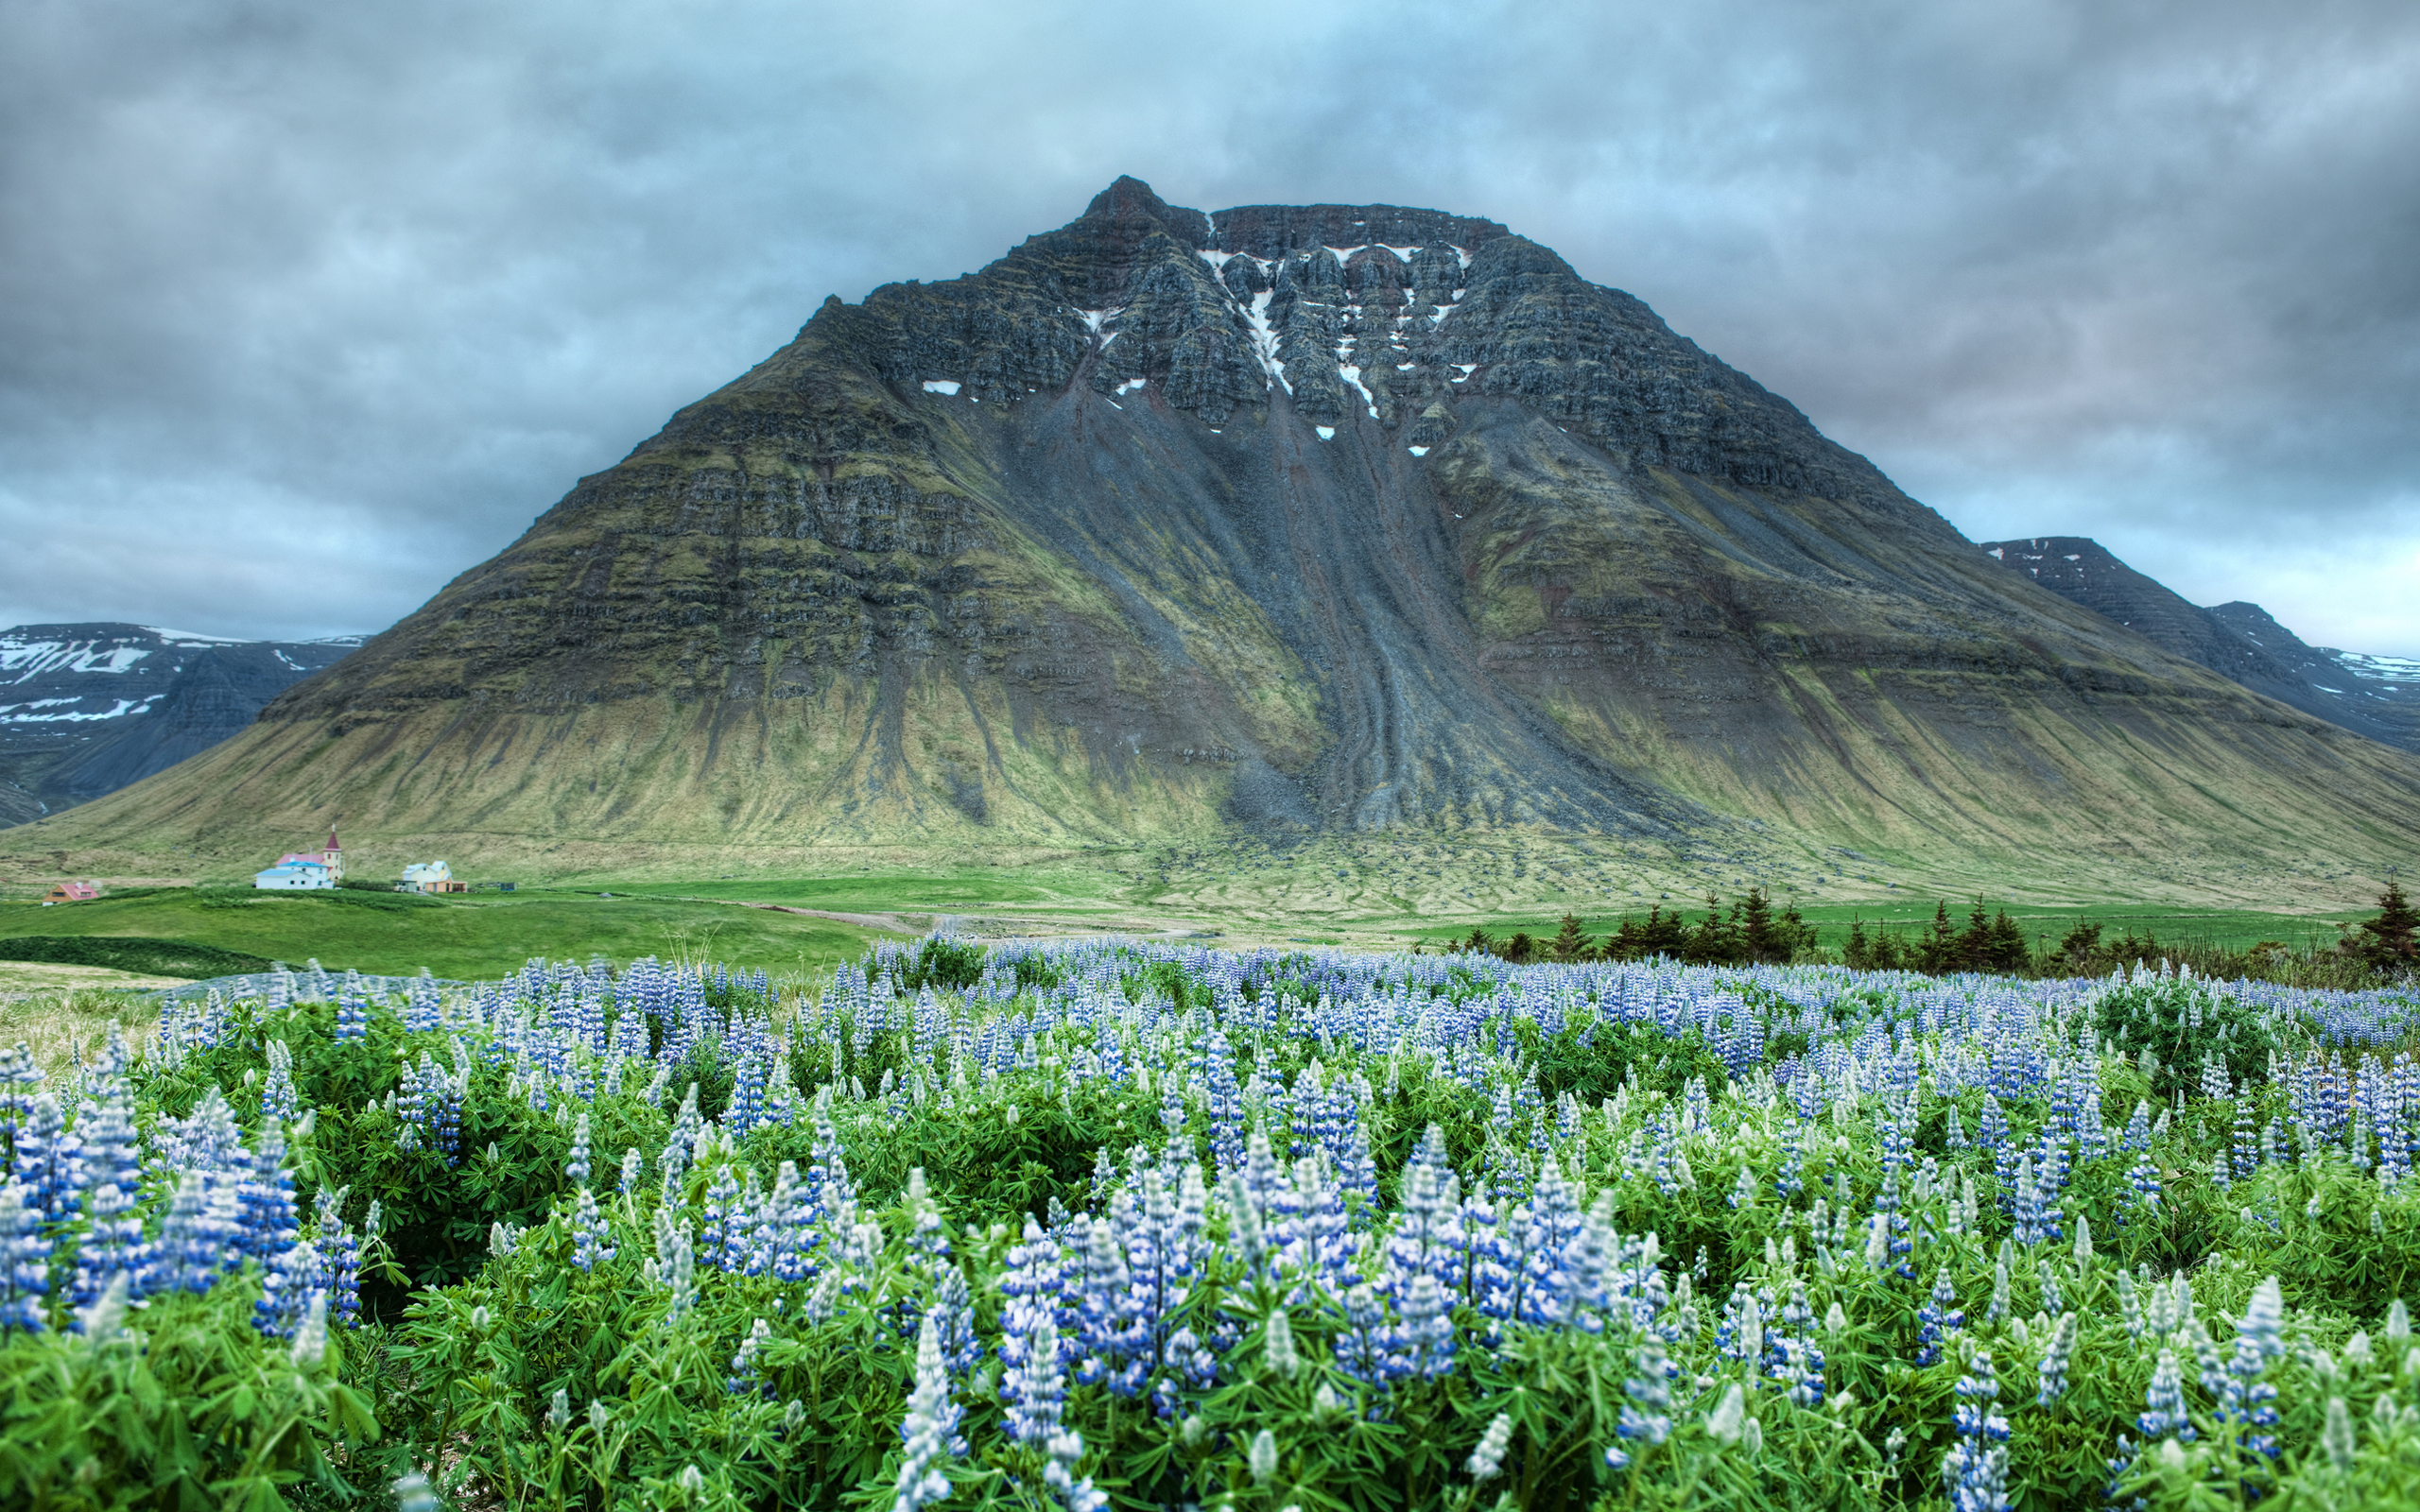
(2217, 1277, 2284, 1458)
(2138, 1347, 2193, 1443)
(256, 1235, 327, 1340)
(2036, 1312, 2076, 1404)
(1916, 1267, 1964, 1366)
(0, 1177, 49, 1332)
(1395, 1269, 1456, 1380)
(315, 1191, 363, 1328)
(1606, 1333, 1674, 1467)
(1943, 1348, 2011, 1512)
(1070, 1213, 1137, 1391)
(72, 1088, 146, 1307)
(571, 1186, 615, 1272)
(901, 1169, 981, 1373)
(1773, 1119, 1806, 1199)
(727, 1316, 772, 1397)
(239, 1121, 299, 1263)
(0, 1043, 43, 1149)
(10, 1093, 79, 1227)
(1776, 1332, 1826, 1408)
(999, 1217, 1072, 1447)
(153, 1167, 242, 1296)
(260, 1041, 300, 1126)
(700, 1163, 744, 1270)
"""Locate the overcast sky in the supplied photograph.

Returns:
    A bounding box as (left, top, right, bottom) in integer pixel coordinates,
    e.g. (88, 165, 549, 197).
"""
(4, 0, 2415, 656)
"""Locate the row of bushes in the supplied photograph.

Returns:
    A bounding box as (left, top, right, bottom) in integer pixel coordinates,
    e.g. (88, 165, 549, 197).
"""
(1443, 879, 2419, 983)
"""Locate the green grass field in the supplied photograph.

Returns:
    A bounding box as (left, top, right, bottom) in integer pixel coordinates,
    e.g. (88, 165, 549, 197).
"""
(2, 865, 2387, 983)
(0, 886, 894, 981)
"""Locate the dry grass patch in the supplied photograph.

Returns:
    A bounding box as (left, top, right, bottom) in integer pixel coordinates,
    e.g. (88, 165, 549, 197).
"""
(0, 984, 159, 1071)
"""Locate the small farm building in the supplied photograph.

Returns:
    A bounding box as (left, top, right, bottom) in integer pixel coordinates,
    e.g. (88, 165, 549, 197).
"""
(42, 882, 100, 903)
(397, 862, 465, 895)
(254, 861, 334, 890)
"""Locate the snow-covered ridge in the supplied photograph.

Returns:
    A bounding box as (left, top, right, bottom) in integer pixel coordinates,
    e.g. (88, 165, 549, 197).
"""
(0, 640, 152, 678)
(0, 623, 371, 731)
(2328, 650, 2420, 688)
(0, 695, 163, 724)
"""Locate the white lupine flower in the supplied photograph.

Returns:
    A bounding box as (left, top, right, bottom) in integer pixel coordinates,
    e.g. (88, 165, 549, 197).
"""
(1264, 1310, 1300, 1380)
(291, 1290, 328, 1369)
(392, 1472, 439, 1512)
(1250, 1428, 1279, 1484)
(1706, 1383, 1746, 1443)
(2324, 1397, 2357, 1473)
(78, 1274, 130, 1347)
(892, 1313, 960, 1512)
(1467, 1413, 1513, 1480)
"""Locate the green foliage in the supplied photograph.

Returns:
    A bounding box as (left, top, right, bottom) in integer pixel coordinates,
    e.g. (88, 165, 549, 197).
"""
(2088, 971, 2292, 1105)
(0, 934, 274, 978)
(1443, 889, 1821, 967)
(29, 934, 2420, 1512)
(2345, 878, 2420, 973)
(888, 936, 989, 995)
(1523, 1018, 1733, 1106)
(0, 1282, 377, 1511)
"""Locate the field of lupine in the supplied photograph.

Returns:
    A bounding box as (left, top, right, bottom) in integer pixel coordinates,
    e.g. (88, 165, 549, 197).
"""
(6, 940, 2420, 1511)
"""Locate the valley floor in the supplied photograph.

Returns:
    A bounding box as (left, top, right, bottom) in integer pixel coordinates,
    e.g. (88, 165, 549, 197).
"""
(0, 836, 2392, 979)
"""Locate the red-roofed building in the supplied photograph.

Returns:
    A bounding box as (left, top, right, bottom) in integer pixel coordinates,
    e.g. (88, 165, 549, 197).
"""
(43, 881, 100, 903)
(276, 830, 344, 882)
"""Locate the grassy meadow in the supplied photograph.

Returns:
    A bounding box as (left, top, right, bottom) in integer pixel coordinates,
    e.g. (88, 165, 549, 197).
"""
(0, 885, 893, 982)
(0, 850, 2393, 989)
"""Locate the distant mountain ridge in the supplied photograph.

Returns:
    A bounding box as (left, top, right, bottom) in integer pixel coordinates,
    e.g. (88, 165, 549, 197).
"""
(8, 177, 2419, 899)
(0, 624, 361, 825)
(1979, 539, 2420, 751)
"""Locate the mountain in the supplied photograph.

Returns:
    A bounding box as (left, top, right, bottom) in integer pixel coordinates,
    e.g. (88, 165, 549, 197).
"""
(2204, 604, 2420, 751)
(1979, 539, 2419, 752)
(0, 625, 359, 826)
(9, 178, 2417, 900)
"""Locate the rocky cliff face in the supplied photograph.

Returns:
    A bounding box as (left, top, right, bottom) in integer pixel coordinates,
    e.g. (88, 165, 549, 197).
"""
(0, 626, 357, 824)
(1980, 539, 2418, 751)
(15, 179, 2420, 886)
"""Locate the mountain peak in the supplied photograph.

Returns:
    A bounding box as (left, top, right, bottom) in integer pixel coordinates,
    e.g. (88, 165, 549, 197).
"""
(1081, 175, 1211, 246)
(14, 188, 2418, 894)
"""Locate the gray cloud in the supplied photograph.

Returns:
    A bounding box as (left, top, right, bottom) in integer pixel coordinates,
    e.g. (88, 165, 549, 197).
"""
(4, 0, 2414, 653)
